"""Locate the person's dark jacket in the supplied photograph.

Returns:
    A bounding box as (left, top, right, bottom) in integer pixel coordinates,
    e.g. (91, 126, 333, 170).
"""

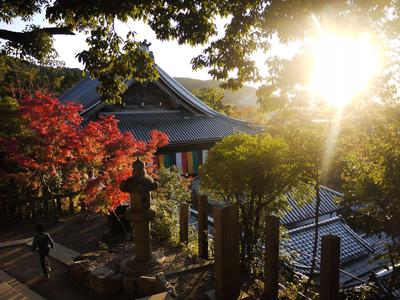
(32, 232, 55, 252)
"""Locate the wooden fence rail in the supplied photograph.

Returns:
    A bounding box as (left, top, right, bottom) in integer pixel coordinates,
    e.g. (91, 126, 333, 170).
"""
(184, 201, 341, 300)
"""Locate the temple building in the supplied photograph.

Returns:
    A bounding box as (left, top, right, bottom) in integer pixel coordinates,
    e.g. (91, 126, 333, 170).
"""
(60, 65, 260, 175)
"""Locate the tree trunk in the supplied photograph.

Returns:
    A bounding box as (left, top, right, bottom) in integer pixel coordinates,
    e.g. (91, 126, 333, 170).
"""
(57, 197, 62, 215)
(239, 203, 246, 265)
(69, 197, 74, 214)
(53, 197, 59, 222)
(303, 183, 321, 295)
(31, 197, 36, 220)
(251, 200, 263, 271)
(44, 196, 49, 219)
(80, 197, 86, 212)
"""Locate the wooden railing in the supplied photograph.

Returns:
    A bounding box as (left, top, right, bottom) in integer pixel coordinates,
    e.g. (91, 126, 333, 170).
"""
(181, 195, 344, 300)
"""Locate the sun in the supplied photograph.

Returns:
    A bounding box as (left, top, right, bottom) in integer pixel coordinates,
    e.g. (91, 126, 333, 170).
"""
(309, 32, 380, 108)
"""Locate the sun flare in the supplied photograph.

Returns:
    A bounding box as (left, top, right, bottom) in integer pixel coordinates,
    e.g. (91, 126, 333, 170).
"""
(309, 32, 380, 108)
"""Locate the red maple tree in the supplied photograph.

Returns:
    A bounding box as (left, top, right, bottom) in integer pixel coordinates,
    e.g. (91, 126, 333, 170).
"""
(2, 92, 168, 216)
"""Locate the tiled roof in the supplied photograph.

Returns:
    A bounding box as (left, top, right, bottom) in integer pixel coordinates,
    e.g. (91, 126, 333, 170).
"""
(191, 177, 341, 223)
(60, 65, 221, 116)
(281, 185, 341, 225)
(190, 177, 388, 287)
(157, 67, 216, 116)
(362, 233, 392, 256)
(111, 111, 259, 145)
(284, 217, 374, 269)
(59, 76, 102, 112)
(60, 65, 261, 144)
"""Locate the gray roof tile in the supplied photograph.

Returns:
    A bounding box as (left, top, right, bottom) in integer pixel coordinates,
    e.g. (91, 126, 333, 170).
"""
(284, 217, 374, 269)
(282, 185, 341, 225)
(112, 111, 259, 145)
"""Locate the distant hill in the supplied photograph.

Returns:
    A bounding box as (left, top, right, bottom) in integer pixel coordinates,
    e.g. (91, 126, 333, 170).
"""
(0, 55, 82, 98)
(0, 56, 258, 108)
(175, 77, 257, 107)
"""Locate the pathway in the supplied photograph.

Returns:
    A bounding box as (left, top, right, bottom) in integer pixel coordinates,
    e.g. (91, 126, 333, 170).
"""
(0, 238, 80, 266)
(0, 214, 105, 300)
(0, 269, 45, 300)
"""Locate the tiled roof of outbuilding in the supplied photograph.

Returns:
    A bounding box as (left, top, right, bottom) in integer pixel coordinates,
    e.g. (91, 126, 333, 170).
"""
(362, 233, 392, 256)
(281, 185, 341, 225)
(284, 217, 390, 286)
(284, 217, 374, 269)
(191, 177, 341, 224)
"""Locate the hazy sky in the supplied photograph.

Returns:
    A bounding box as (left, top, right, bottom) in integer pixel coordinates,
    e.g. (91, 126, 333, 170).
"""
(0, 15, 297, 85)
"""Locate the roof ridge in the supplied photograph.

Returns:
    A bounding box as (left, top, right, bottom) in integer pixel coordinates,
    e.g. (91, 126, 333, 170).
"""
(287, 215, 375, 254)
(59, 75, 91, 100)
(320, 185, 344, 197)
(288, 216, 341, 234)
(339, 217, 375, 253)
(156, 65, 217, 116)
(100, 110, 184, 115)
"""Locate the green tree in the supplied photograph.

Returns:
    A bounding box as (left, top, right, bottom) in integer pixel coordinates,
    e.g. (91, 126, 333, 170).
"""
(340, 120, 400, 293)
(279, 122, 330, 295)
(151, 167, 198, 254)
(1, 1, 394, 103)
(151, 166, 191, 243)
(0, 55, 82, 98)
(192, 87, 232, 115)
(200, 133, 302, 269)
(256, 53, 312, 115)
(0, 96, 29, 221)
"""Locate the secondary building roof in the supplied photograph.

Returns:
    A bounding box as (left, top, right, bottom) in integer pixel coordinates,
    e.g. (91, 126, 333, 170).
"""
(285, 216, 373, 267)
(281, 185, 341, 225)
(284, 216, 386, 286)
(191, 178, 340, 225)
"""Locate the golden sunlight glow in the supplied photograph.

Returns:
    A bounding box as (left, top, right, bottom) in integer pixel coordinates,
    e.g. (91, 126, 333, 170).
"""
(309, 32, 380, 108)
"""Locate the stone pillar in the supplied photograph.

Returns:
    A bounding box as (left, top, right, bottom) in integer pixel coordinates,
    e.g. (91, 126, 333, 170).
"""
(120, 158, 158, 262)
(198, 195, 208, 259)
(320, 235, 340, 300)
(213, 205, 240, 300)
(179, 202, 189, 244)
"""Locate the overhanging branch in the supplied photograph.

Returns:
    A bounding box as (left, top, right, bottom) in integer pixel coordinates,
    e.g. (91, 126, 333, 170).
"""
(0, 27, 75, 44)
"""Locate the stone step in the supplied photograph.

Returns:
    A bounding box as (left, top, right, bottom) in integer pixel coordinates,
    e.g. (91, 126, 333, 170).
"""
(47, 243, 80, 265)
(0, 239, 80, 266)
(0, 270, 45, 300)
(135, 292, 174, 300)
(0, 279, 28, 300)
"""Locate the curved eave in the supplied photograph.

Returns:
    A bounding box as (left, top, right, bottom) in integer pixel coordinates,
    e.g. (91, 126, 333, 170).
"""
(156, 66, 217, 116)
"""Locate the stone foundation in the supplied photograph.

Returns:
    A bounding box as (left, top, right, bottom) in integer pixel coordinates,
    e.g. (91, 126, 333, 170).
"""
(68, 253, 168, 298)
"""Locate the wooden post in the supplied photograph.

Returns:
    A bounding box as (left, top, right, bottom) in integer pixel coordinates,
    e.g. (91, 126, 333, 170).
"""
(214, 205, 240, 300)
(180, 202, 189, 243)
(198, 195, 208, 259)
(264, 216, 280, 300)
(320, 235, 340, 300)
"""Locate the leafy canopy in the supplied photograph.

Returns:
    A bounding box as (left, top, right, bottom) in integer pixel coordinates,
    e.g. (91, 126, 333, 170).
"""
(151, 167, 192, 246)
(192, 87, 232, 116)
(200, 133, 303, 267)
(1, 1, 395, 103)
(0, 92, 168, 213)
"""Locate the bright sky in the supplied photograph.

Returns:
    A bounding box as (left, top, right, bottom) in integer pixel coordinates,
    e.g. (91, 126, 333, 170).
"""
(0, 15, 296, 85)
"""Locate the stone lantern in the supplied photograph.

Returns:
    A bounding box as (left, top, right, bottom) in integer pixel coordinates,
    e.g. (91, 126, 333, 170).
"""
(120, 158, 158, 262)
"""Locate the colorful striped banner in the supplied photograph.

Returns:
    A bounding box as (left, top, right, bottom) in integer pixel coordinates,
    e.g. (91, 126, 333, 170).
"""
(157, 149, 208, 174)
(159, 154, 165, 168)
